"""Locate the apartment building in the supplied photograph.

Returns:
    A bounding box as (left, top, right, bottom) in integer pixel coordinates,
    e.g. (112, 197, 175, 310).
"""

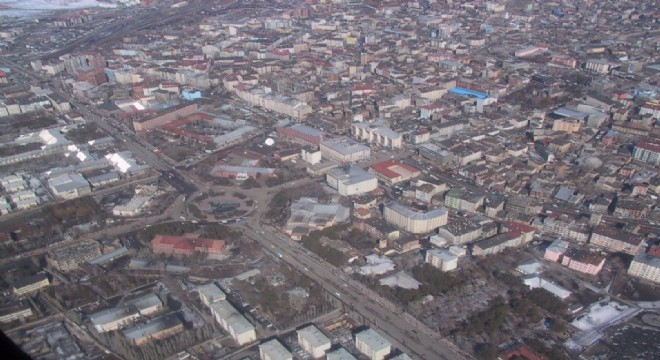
(425, 248, 458, 272)
(444, 188, 484, 213)
(561, 248, 606, 275)
(12, 274, 50, 296)
(590, 225, 644, 255)
(351, 122, 403, 149)
(355, 328, 391, 360)
(297, 325, 331, 359)
(628, 253, 660, 284)
(383, 202, 448, 234)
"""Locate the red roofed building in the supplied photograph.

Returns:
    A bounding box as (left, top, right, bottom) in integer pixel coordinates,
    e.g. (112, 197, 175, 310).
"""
(501, 221, 536, 244)
(151, 234, 226, 258)
(499, 344, 547, 360)
(369, 160, 421, 185)
(633, 140, 660, 165)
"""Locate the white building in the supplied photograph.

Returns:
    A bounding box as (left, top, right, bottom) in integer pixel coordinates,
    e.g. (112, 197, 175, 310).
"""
(326, 166, 378, 196)
(425, 248, 458, 272)
(320, 137, 370, 164)
(383, 202, 448, 234)
(326, 347, 357, 360)
(196, 283, 226, 306)
(259, 339, 292, 360)
(351, 122, 403, 149)
(208, 301, 256, 345)
(628, 254, 660, 284)
(48, 172, 91, 199)
(355, 328, 391, 360)
(297, 325, 331, 359)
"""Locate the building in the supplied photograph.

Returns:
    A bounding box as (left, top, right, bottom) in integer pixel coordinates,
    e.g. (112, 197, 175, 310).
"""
(425, 248, 458, 271)
(351, 122, 403, 149)
(0, 305, 33, 324)
(297, 325, 331, 359)
(277, 124, 326, 146)
(47, 172, 91, 199)
(326, 166, 378, 196)
(383, 202, 448, 234)
(590, 225, 644, 255)
(211, 164, 277, 180)
(285, 198, 350, 240)
(47, 240, 102, 272)
(561, 248, 606, 275)
(259, 339, 292, 360)
(208, 300, 256, 345)
(355, 328, 391, 360)
(301, 147, 322, 165)
(633, 141, 660, 165)
(444, 188, 484, 213)
(544, 239, 569, 262)
(90, 294, 163, 333)
(196, 283, 226, 306)
(133, 103, 198, 131)
(552, 119, 581, 133)
(368, 160, 421, 185)
(326, 347, 357, 360)
(320, 137, 370, 164)
(437, 219, 484, 245)
(628, 253, 660, 284)
(418, 143, 455, 165)
(122, 312, 184, 346)
(12, 273, 50, 296)
(151, 235, 226, 258)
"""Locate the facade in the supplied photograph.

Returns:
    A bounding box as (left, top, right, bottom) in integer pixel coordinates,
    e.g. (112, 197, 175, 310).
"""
(368, 160, 421, 185)
(561, 248, 606, 275)
(47, 240, 102, 272)
(326, 167, 378, 196)
(552, 119, 581, 133)
(320, 137, 370, 164)
(151, 235, 226, 258)
(301, 147, 322, 165)
(209, 301, 257, 345)
(277, 124, 326, 146)
(590, 226, 644, 255)
(628, 254, 660, 284)
(437, 219, 483, 245)
(297, 325, 331, 359)
(12, 274, 50, 296)
(444, 188, 484, 213)
(633, 141, 660, 165)
(355, 328, 391, 360)
(351, 122, 403, 149)
(0, 306, 33, 323)
(259, 339, 292, 360)
(425, 248, 458, 271)
(383, 202, 448, 234)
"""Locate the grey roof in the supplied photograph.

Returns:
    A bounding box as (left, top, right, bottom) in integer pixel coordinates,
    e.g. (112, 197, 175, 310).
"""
(326, 348, 358, 360)
(297, 325, 331, 348)
(291, 124, 325, 137)
(122, 312, 182, 341)
(386, 202, 448, 221)
(355, 328, 391, 352)
(327, 166, 376, 186)
(321, 137, 370, 156)
(259, 339, 292, 360)
(88, 247, 129, 265)
(209, 301, 255, 335)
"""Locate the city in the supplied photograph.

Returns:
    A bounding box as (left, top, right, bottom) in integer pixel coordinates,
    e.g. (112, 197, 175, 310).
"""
(0, 0, 658, 360)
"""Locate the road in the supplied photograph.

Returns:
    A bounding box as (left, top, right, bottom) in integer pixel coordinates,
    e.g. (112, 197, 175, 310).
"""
(240, 215, 467, 360)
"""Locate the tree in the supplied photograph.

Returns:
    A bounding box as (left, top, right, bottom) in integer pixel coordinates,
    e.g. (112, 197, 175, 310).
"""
(474, 343, 498, 360)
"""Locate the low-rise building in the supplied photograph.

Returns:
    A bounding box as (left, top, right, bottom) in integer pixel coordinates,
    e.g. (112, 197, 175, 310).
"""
(320, 137, 370, 164)
(47, 172, 91, 199)
(368, 160, 420, 185)
(444, 188, 484, 213)
(355, 328, 391, 360)
(351, 122, 403, 149)
(277, 124, 326, 146)
(196, 283, 226, 306)
(326, 166, 378, 196)
(0, 305, 33, 323)
(259, 339, 292, 360)
(297, 325, 331, 359)
(47, 240, 102, 272)
(12, 273, 50, 296)
(544, 239, 569, 262)
(425, 248, 458, 271)
(326, 347, 357, 360)
(122, 312, 184, 346)
(208, 300, 256, 345)
(383, 202, 448, 234)
(561, 248, 606, 275)
(151, 234, 226, 258)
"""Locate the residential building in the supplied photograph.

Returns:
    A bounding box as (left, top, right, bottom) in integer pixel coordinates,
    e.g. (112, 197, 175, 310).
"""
(355, 328, 391, 360)
(211, 165, 277, 180)
(425, 248, 458, 272)
(552, 119, 581, 133)
(297, 325, 331, 359)
(320, 137, 370, 164)
(383, 202, 448, 234)
(444, 188, 484, 213)
(12, 274, 50, 296)
(326, 166, 378, 196)
(561, 248, 606, 275)
(590, 225, 644, 255)
(209, 301, 256, 345)
(437, 219, 483, 245)
(351, 122, 403, 149)
(628, 253, 660, 284)
(0, 305, 33, 323)
(259, 339, 292, 360)
(632, 141, 660, 165)
(368, 160, 420, 185)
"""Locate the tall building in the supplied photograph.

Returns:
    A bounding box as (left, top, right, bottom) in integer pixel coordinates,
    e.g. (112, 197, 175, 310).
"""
(383, 202, 448, 234)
